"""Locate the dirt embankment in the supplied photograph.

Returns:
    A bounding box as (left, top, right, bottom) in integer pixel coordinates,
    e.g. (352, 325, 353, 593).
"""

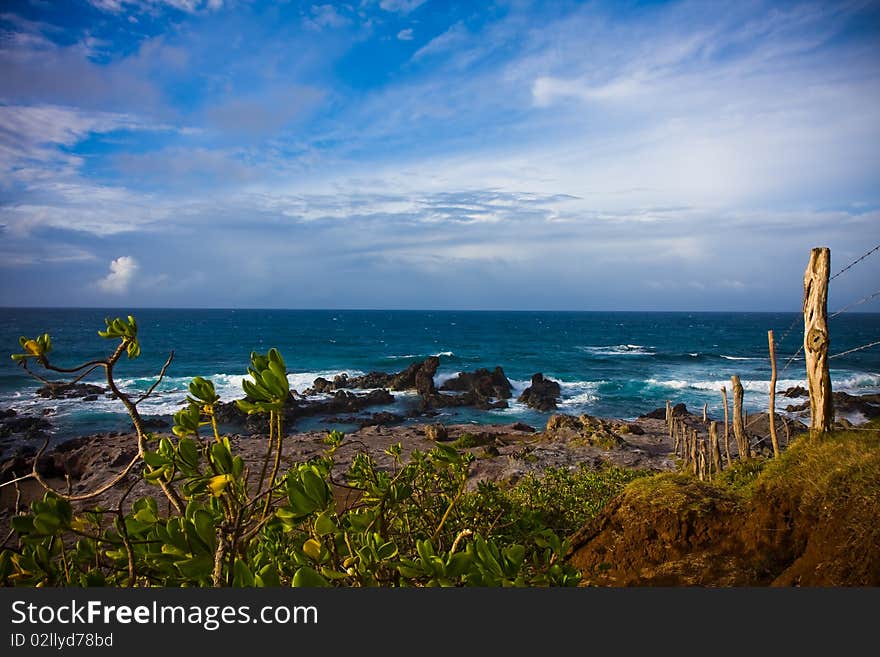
(567, 427, 880, 586)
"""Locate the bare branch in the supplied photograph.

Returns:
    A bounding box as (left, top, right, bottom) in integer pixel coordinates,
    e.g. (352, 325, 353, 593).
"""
(135, 351, 175, 405)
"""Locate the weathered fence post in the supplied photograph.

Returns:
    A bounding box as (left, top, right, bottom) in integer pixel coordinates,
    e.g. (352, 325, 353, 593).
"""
(702, 403, 708, 423)
(731, 375, 749, 458)
(691, 429, 698, 476)
(697, 444, 706, 480)
(709, 421, 722, 474)
(767, 329, 780, 457)
(803, 247, 833, 435)
(721, 386, 731, 467)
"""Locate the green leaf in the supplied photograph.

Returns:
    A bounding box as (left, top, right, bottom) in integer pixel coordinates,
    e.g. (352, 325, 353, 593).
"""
(314, 511, 337, 537)
(192, 510, 216, 551)
(175, 555, 213, 580)
(301, 469, 329, 507)
(292, 566, 329, 588)
(416, 539, 435, 564)
(446, 551, 473, 578)
(178, 438, 199, 469)
(233, 560, 255, 587)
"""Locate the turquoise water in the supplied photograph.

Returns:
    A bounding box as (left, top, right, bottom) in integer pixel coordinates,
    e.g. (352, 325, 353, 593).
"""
(1, 308, 879, 441)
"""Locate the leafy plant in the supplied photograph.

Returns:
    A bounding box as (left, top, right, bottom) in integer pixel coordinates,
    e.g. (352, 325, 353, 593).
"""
(1, 316, 587, 587)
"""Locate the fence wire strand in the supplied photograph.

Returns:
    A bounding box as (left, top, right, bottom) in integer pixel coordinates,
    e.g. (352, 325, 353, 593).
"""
(829, 339, 880, 359)
(830, 289, 880, 318)
(830, 243, 880, 281)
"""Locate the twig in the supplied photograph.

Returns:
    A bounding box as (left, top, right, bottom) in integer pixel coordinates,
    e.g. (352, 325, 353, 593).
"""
(450, 529, 473, 554)
(0, 472, 35, 491)
(115, 479, 140, 587)
(135, 351, 175, 405)
(29, 436, 143, 502)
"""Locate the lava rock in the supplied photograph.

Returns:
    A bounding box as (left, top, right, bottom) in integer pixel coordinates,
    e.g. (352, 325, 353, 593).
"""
(424, 424, 449, 442)
(440, 367, 513, 399)
(517, 373, 562, 411)
(35, 382, 106, 399)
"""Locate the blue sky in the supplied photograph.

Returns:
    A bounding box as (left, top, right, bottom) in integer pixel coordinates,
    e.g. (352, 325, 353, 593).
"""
(1, 0, 879, 310)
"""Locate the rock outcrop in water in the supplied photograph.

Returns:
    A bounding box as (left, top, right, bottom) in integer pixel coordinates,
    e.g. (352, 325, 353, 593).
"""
(439, 366, 512, 399)
(35, 382, 106, 399)
(517, 373, 562, 411)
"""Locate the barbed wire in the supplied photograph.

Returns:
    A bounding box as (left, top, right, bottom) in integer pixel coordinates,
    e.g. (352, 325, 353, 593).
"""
(830, 243, 880, 281)
(774, 313, 802, 350)
(829, 339, 880, 359)
(830, 289, 880, 319)
(780, 344, 804, 375)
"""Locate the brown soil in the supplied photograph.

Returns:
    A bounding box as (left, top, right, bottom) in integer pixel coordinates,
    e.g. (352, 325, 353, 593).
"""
(567, 429, 880, 586)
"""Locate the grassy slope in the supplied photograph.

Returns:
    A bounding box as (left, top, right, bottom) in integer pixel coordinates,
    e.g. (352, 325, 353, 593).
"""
(566, 421, 880, 586)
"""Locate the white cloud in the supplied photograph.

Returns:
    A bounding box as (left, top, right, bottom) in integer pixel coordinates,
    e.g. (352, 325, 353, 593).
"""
(379, 0, 426, 15)
(305, 5, 351, 31)
(86, 0, 223, 14)
(412, 22, 467, 60)
(397, 28, 414, 41)
(98, 256, 139, 293)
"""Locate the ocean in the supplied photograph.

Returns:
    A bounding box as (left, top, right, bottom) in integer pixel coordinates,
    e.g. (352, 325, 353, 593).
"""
(1, 308, 879, 443)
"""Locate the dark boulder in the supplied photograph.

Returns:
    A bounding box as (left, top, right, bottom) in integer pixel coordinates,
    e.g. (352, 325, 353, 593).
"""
(640, 403, 690, 420)
(782, 385, 809, 398)
(35, 382, 106, 399)
(832, 391, 880, 420)
(440, 366, 512, 399)
(304, 357, 445, 395)
(0, 415, 51, 438)
(213, 400, 248, 424)
(424, 424, 449, 442)
(309, 377, 335, 394)
(517, 373, 562, 411)
(414, 357, 439, 396)
(510, 422, 536, 433)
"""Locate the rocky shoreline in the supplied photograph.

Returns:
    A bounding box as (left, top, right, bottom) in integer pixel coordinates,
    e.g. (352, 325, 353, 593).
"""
(2, 354, 877, 535)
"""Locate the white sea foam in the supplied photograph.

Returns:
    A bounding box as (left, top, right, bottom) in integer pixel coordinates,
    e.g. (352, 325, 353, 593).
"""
(386, 350, 454, 360)
(2, 369, 370, 422)
(836, 373, 880, 390)
(647, 378, 807, 393)
(721, 355, 761, 361)
(578, 344, 653, 356)
(647, 372, 879, 395)
(559, 380, 602, 406)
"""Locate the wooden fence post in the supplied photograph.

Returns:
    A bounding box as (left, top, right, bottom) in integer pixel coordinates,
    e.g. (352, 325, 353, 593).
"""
(731, 375, 749, 458)
(804, 247, 833, 435)
(709, 421, 722, 474)
(768, 329, 780, 457)
(721, 386, 731, 467)
(702, 403, 708, 423)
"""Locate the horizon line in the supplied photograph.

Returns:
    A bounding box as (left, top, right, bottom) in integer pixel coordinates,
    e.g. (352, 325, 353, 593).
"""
(3, 305, 874, 314)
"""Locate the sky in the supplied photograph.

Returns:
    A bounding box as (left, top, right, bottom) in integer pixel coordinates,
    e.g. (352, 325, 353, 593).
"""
(1, 0, 879, 311)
